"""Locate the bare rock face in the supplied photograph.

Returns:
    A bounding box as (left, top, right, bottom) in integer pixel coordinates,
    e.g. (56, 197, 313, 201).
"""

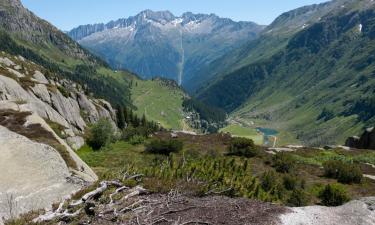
(279, 197, 375, 225)
(0, 53, 118, 150)
(77, 93, 99, 123)
(0, 125, 84, 224)
(32, 70, 49, 84)
(30, 84, 51, 104)
(0, 100, 98, 224)
(346, 127, 375, 150)
(50, 90, 86, 131)
(67, 136, 85, 150)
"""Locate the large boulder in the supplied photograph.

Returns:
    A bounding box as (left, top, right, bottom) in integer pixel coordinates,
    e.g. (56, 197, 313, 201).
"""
(0, 123, 94, 223)
(345, 127, 375, 150)
(279, 197, 375, 225)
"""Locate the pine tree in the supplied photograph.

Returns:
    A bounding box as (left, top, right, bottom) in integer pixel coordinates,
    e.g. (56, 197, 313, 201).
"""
(116, 105, 126, 129)
(141, 114, 147, 127)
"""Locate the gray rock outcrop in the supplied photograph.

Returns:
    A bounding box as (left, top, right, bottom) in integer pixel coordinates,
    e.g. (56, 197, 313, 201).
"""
(0, 126, 85, 224)
(279, 197, 375, 225)
(0, 53, 118, 150)
(345, 127, 375, 150)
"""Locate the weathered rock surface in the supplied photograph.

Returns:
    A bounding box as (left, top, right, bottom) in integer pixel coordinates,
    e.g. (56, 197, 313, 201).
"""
(50, 90, 86, 131)
(0, 53, 118, 149)
(0, 126, 84, 224)
(346, 127, 375, 150)
(32, 70, 49, 84)
(0, 52, 121, 223)
(279, 197, 375, 225)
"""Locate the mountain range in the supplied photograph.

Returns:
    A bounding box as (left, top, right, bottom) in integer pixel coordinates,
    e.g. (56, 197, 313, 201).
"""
(68, 10, 264, 88)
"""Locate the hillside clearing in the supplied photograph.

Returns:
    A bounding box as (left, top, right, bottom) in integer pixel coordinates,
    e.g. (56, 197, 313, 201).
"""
(130, 78, 187, 130)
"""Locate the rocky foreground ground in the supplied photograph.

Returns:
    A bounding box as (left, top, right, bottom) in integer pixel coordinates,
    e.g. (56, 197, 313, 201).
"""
(18, 180, 373, 225)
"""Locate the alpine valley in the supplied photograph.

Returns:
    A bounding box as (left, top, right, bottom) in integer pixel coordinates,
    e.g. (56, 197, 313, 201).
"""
(0, 0, 375, 225)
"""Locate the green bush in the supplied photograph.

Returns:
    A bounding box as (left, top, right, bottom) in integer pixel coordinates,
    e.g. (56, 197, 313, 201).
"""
(323, 160, 362, 184)
(86, 119, 114, 150)
(287, 189, 310, 207)
(129, 135, 145, 145)
(122, 125, 155, 141)
(272, 153, 295, 173)
(283, 174, 298, 191)
(318, 184, 350, 206)
(145, 139, 183, 155)
(337, 164, 362, 184)
(261, 170, 279, 192)
(227, 137, 258, 158)
(323, 160, 341, 178)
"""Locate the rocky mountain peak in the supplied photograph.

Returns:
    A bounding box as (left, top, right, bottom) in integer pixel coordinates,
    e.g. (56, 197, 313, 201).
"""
(138, 9, 175, 22)
(0, 0, 23, 10)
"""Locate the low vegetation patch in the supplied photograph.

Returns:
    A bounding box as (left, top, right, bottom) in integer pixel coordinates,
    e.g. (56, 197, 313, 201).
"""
(77, 132, 375, 209)
(272, 153, 296, 173)
(145, 139, 183, 155)
(227, 137, 259, 158)
(318, 184, 350, 206)
(323, 160, 363, 184)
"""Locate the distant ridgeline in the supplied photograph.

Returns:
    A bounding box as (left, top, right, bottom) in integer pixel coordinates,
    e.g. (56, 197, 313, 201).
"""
(68, 10, 265, 90)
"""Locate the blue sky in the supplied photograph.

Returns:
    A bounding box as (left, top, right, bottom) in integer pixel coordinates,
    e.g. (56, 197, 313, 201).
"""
(21, 0, 329, 31)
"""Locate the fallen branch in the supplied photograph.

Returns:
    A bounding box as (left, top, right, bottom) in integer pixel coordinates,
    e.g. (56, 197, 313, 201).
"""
(119, 200, 146, 213)
(71, 181, 125, 207)
(120, 186, 148, 202)
(126, 174, 144, 180)
(180, 221, 212, 225)
(109, 186, 128, 205)
(70, 181, 109, 207)
(33, 180, 130, 222)
(160, 206, 197, 216)
(33, 208, 82, 223)
(205, 187, 232, 195)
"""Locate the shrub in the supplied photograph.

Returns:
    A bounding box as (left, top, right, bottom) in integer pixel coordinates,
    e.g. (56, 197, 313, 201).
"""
(287, 189, 309, 207)
(145, 139, 183, 155)
(323, 160, 341, 178)
(318, 184, 350, 206)
(337, 164, 362, 184)
(129, 135, 145, 145)
(272, 153, 295, 173)
(260, 170, 279, 192)
(227, 137, 258, 158)
(86, 118, 114, 150)
(283, 174, 298, 191)
(122, 126, 154, 141)
(323, 160, 362, 184)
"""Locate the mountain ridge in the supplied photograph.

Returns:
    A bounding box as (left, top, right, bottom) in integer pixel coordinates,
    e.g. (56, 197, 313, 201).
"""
(69, 10, 262, 41)
(68, 10, 264, 86)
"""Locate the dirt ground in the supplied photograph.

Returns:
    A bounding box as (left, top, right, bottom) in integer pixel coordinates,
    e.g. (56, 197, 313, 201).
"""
(78, 192, 287, 225)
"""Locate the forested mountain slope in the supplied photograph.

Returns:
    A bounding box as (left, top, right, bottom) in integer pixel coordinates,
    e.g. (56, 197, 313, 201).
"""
(0, 0, 132, 107)
(198, 0, 375, 145)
